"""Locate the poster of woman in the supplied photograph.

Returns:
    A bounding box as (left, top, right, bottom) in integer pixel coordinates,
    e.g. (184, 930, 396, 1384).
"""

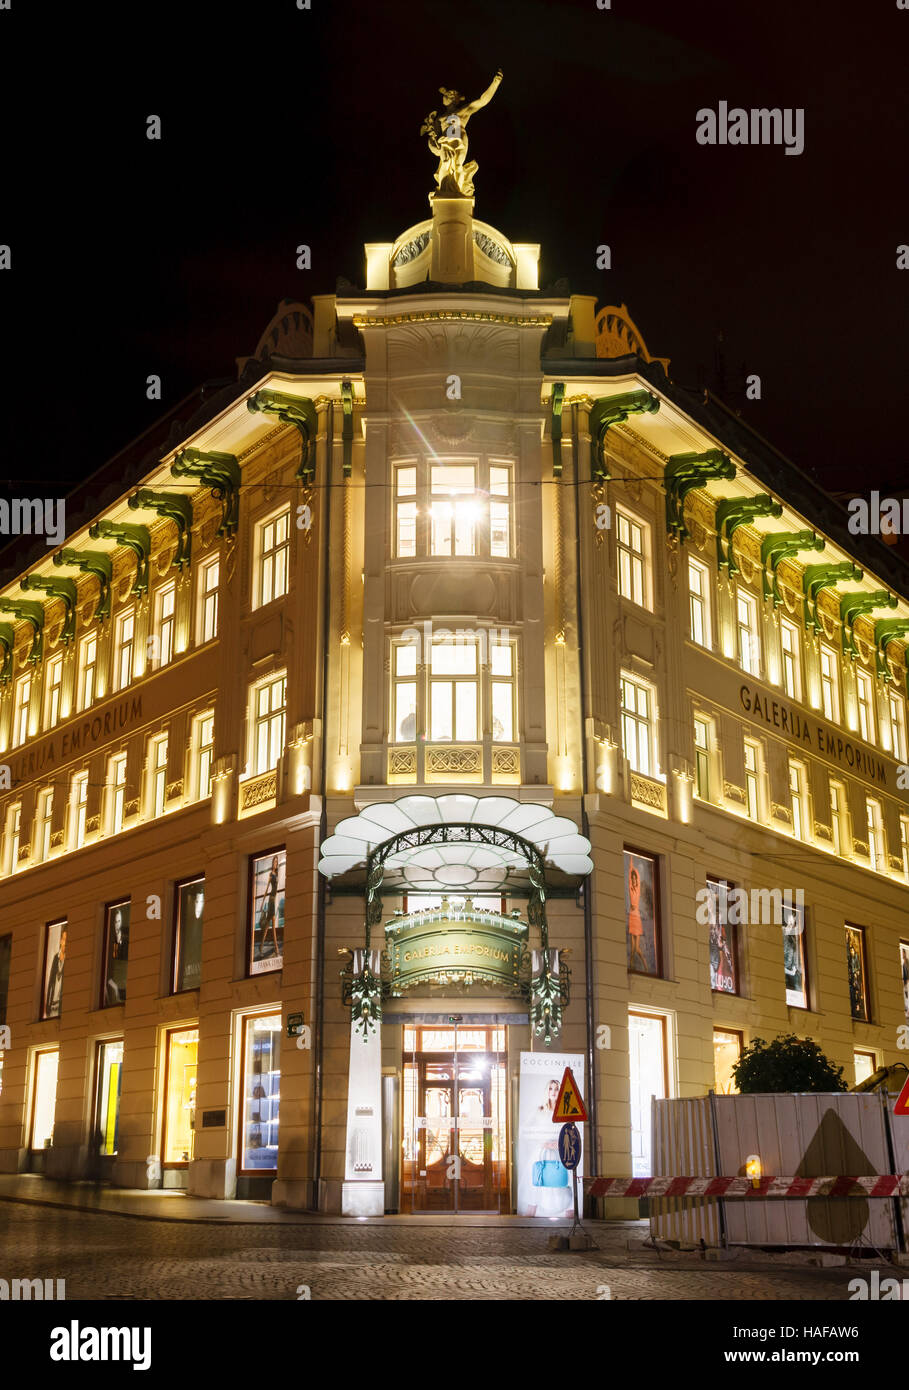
(707, 879, 736, 994)
(102, 901, 130, 1006)
(43, 919, 67, 1019)
(783, 903, 807, 1008)
(175, 879, 205, 991)
(901, 942, 909, 1023)
(249, 850, 286, 975)
(845, 925, 869, 1022)
(516, 1052, 584, 1218)
(625, 850, 658, 975)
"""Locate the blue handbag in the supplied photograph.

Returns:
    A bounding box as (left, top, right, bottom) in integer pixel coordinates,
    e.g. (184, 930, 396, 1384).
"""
(532, 1158, 568, 1188)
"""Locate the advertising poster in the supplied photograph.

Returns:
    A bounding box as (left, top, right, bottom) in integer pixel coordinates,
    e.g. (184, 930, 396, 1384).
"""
(43, 919, 67, 1020)
(102, 901, 130, 1006)
(706, 878, 736, 994)
(625, 849, 658, 975)
(249, 850, 286, 975)
(783, 902, 807, 1008)
(845, 925, 869, 1022)
(517, 1051, 584, 1218)
(901, 942, 909, 1024)
(175, 879, 205, 992)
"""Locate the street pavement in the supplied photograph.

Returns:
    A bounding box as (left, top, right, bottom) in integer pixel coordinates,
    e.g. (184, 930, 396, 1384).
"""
(0, 1192, 889, 1300)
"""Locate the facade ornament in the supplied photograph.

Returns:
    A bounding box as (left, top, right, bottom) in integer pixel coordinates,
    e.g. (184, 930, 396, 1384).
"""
(420, 70, 503, 198)
(715, 495, 782, 576)
(128, 490, 193, 569)
(53, 548, 113, 623)
(839, 589, 897, 663)
(759, 530, 825, 606)
(665, 450, 735, 543)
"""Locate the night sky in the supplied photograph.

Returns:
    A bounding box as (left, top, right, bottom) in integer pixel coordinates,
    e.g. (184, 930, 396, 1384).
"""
(1, 0, 906, 514)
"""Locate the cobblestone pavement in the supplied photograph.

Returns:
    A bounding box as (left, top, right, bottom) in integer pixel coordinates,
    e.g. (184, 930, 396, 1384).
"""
(0, 1200, 882, 1300)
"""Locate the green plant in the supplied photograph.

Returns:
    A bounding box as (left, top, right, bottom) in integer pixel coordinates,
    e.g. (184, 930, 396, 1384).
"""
(730, 1034, 848, 1094)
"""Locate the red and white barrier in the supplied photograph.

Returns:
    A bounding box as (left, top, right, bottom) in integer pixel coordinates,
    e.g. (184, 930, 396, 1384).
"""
(584, 1174, 909, 1199)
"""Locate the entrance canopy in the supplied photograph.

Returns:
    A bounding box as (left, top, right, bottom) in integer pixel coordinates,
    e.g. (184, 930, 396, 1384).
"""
(318, 794, 593, 896)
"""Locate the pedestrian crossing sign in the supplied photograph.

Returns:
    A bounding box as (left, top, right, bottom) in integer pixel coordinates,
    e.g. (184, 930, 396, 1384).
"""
(552, 1066, 588, 1122)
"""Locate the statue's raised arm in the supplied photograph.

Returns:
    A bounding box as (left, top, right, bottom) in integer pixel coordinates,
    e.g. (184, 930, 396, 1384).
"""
(423, 70, 503, 198)
(460, 69, 503, 122)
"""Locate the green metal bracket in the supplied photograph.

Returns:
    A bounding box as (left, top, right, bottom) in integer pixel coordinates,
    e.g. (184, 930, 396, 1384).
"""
(588, 389, 660, 483)
(0, 598, 45, 664)
(53, 548, 113, 622)
(839, 589, 898, 662)
(20, 575, 78, 645)
(341, 380, 354, 479)
(171, 449, 240, 538)
(128, 489, 193, 568)
(802, 561, 863, 634)
(759, 530, 826, 605)
(247, 388, 319, 484)
(715, 495, 783, 575)
(88, 520, 151, 595)
(550, 382, 565, 478)
(0, 623, 14, 684)
(664, 450, 736, 542)
(873, 617, 909, 684)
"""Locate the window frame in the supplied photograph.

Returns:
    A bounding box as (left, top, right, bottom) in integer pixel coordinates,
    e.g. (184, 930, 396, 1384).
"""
(153, 579, 176, 669)
(45, 652, 64, 729)
(252, 674, 287, 775)
(779, 617, 802, 702)
(855, 667, 875, 745)
(621, 672, 657, 777)
(256, 507, 291, 609)
(198, 554, 220, 645)
(78, 631, 98, 712)
(820, 643, 840, 723)
(114, 608, 135, 692)
(735, 587, 760, 677)
(687, 556, 711, 648)
(845, 923, 871, 1023)
(69, 771, 88, 850)
(616, 506, 651, 611)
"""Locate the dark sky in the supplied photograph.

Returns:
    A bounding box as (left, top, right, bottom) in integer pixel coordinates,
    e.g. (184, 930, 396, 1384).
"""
(1, 0, 906, 502)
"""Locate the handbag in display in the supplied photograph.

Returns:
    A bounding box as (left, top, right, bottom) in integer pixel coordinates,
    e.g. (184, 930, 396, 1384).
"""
(532, 1158, 568, 1188)
(249, 1126, 263, 1150)
(253, 1083, 266, 1100)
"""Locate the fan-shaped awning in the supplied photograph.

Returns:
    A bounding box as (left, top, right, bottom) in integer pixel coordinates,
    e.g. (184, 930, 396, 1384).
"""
(319, 794, 593, 895)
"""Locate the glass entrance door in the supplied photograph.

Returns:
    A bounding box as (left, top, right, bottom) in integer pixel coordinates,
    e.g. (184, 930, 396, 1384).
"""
(402, 1022, 508, 1213)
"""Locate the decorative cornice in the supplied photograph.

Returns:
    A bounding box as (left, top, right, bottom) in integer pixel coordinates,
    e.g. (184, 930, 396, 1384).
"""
(352, 310, 553, 328)
(715, 495, 783, 575)
(665, 450, 736, 543)
(20, 575, 78, 645)
(802, 561, 863, 635)
(53, 549, 113, 623)
(171, 449, 240, 536)
(0, 598, 44, 664)
(839, 589, 898, 663)
(874, 617, 909, 685)
(128, 490, 193, 569)
(0, 623, 13, 684)
(246, 390, 318, 485)
(587, 390, 660, 483)
(87, 520, 151, 596)
(759, 530, 825, 606)
(550, 382, 565, 478)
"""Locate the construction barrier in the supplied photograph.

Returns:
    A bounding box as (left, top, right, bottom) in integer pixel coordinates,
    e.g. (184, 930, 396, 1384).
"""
(584, 1174, 909, 1200)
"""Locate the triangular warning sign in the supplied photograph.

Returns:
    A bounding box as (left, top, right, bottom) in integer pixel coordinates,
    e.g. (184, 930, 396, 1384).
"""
(552, 1066, 588, 1122)
(895, 1072, 909, 1117)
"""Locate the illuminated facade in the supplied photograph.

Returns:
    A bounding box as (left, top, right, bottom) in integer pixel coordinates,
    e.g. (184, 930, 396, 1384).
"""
(1, 113, 908, 1215)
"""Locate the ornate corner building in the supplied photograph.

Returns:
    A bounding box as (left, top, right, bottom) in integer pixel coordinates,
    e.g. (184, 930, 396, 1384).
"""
(1, 93, 908, 1217)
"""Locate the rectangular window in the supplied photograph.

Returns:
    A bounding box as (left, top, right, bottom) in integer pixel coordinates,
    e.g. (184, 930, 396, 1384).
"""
(248, 849, 286, 975)
(889, 691, 908, 764)
(162, 1027, 198, 1166)
(78, 632, 97, 711)
(258, 509, 290, 607)
(900, 941, 909, 1023)
(780, 619, 801, 701)
(154, 581, 176, 668)
(45, 653, 63, 728)
(94, 1039, 124, 1156)
(489, 466, 512, 558)
(13, 674, 30, 747)
(625, 848, 660, 976)
(688, 558, 710, 648)
(6, 804, 21, 875)
(856, 669, 874, 744)
(783, 901, 808, 1009)
(42, 919, 67, 1020)
(706, 878, 738, 994)
(173, 877, 205, 993)
(150, 736, 168, 818)
(629, 1011, 668, 1176)
(820, 644, 840, 722)
(254, 675, 286, 774)
(115, 609, 135, 691)
(0, 935, 11, 1025)
(101, 900, 130, 1007)
(845, 924, 870, 1022)
(490, 640, 515, 742)
(430, 640, 478, 742)
(239, 1013, 282, 1173)
(392, 643, 418, 743)
(199, 555, 220, 644)
(431, 463, 477, 557)
(866, 797, 884, 872)
(70, 772, 88, 850)
(621, 674, 655, 776)
(109, 754, 127, 835)
(900, 816, 909, 879)
(35, 789, 53, 863)
(736, 589, 760, 676)
(29, 1048, 59, 1151)
(693, 717, 710, 800)
(195, 712, 214, 799)
(616, 509, 649, 609)
(395, 466, 417, 558)
(830, 780, 847, 857)
(789, 759, 807, 841)
(853, 1049, 877, 1087)
(713, 1029, 743, 1095)
(744, 740, 761, 822)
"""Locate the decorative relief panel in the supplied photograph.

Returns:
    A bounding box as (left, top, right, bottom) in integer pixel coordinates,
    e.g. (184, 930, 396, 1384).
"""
(240, 770, 277, 812)
(630, 771, 667, 813)
(388, 748, 417, 776)
(723, 782, 746, 804)
(425, 746, 482, 776)
(491, 747, 520, 776)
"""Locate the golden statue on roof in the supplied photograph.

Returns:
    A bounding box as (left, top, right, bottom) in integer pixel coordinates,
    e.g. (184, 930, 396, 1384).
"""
(420, 69, 503, 198)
